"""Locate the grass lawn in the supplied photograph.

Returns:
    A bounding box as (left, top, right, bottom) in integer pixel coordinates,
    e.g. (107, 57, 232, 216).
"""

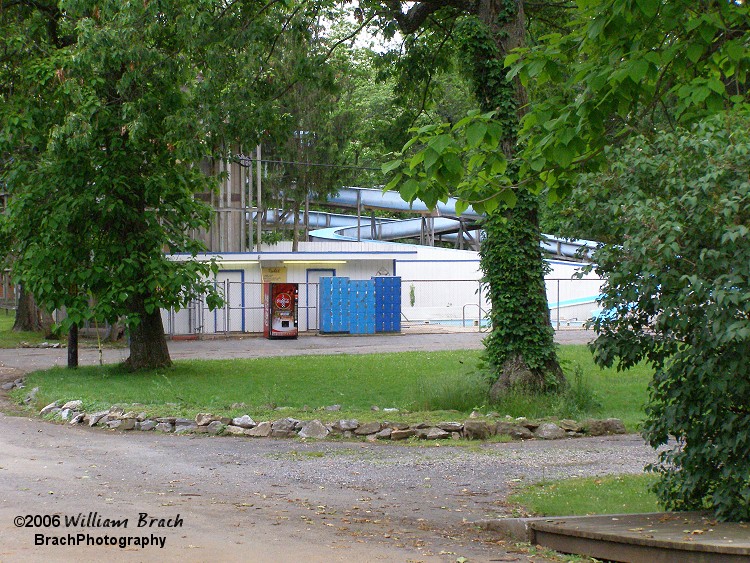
(16, 344, 652, 427)
(509, 473, 660, 516)
(0, 311, 60, 348)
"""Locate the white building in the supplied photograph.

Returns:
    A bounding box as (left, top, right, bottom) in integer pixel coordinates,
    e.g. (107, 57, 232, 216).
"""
(164, 240, 602, 336)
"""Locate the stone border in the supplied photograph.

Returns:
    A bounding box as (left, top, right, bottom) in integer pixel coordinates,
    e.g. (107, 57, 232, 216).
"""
(40, 402, 628, 442)
(9, 379, 628, 442)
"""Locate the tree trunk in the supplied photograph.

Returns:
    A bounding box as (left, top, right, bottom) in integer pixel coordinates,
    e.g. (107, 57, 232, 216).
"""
(471, 0, 565, 394)
(13, 285, 54, 336)
(67, 324, 78, 369)
(125, 294, 172, 370)
(292, 202, 300, 252)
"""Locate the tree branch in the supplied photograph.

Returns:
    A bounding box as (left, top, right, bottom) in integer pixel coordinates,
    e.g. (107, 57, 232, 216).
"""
(379, 0, 473, 35)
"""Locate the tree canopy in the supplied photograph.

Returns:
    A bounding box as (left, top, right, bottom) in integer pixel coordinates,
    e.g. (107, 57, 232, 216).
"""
(508, 0, 749, 520)
(0, 0, 294, 368)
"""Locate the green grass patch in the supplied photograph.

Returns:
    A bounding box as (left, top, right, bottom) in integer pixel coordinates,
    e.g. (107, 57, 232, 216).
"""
(509, 473, 660, 516)
(0, 312, 59, 348)
(18, 345, 652, 428)
(489, 346, 652, 431)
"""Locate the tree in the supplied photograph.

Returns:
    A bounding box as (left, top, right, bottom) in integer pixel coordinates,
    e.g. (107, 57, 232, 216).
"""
(587, 115, 750, 521)
(510, 0, 749, 520)
(0, 1, 250, 369)
(375, 0, 566, 393)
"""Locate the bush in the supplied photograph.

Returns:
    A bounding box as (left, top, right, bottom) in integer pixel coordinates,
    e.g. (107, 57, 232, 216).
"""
(587, 113, 750, 521)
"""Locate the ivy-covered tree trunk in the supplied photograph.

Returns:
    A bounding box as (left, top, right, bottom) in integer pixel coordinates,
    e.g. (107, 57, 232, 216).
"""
(467, 0, 564, 393)
(483, 193, 564, 397)
(125, 293, 172, 370)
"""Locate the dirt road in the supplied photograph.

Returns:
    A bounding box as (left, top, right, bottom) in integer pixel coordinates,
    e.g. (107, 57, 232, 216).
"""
(1, 330, 655, 562)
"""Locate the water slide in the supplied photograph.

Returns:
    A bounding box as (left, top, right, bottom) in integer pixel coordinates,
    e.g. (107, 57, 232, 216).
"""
(267, 186, 597, 260)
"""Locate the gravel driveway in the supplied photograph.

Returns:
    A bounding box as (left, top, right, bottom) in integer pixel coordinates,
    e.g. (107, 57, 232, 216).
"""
(0, 329, 656, 562)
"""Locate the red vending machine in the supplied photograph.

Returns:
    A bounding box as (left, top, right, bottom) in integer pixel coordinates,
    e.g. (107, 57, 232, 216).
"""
(263, 283, 299, 339)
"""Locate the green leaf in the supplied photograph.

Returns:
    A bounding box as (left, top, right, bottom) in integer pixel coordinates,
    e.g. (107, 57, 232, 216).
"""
(423, 148, 440, 172)
(454, 199, 469, 216)
(628, 59, 649, 83)
(381, 159, 403, 174)
(686, 43, 704, 63)
(427, 134, 452, 155)
(399, 178, 421, 201)
(466, 122, 488, 148)
(635, 0, 659, 18)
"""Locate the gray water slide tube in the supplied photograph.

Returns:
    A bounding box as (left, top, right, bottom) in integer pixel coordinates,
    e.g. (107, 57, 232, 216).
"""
(267, 186, 597, 259)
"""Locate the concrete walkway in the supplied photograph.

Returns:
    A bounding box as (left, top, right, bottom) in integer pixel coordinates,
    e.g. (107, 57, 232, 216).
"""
(0, 327, 594, 372)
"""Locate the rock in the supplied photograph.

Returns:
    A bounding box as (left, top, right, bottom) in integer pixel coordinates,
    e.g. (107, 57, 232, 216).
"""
(486, 411, 500, 418)
(382, 408, 399, 413)
(23, 387, 39, 405)
(558, 419, 581, 432)
(463, 420, 495, 440)
(495, 421, 534, 440)
(245, 421, 272, 437)
(121, 411, 138, 419)
(1, 382, 15, 391)
(136, 412, 148, 422)
(109, 406, 124, 416)
(40, 401, 62, 416)
(206, 421, 224, 435)
(385, 422, 410, 430)
(87, 411, 110, 427)
(366, 434, 378, 442)
(534, 422, 567, 440)
(138, 420, 157, 431)
(437, 422, 463, 432)
(224, 425, 247, 436)
(370, 405, 380, 411)
(451, 432, 461, 440)
(231, 415, 256, 429)
(421, 428, 450, 440)
(581, 418, 627, 436)
(324, 404, 341, 411)
(410, 422, 431, 429)
(59, 409, 71, 420)
(469, 410, 481, 418)
(508, 426, 534, 440)
(390, 428, 416, 440)
(174, 418, 194, 428)
(515, 417, 539, 431)
(69, 413, 85, 425)
(335, 419, 359, 432)
(195, 413, 216, 426)
(230, 402, 247, 409)
(270, 418, 299, 438)
(298, 420, 330, 440)
(342, 430, 354, 439)
(603, 418, 627, 434)
(156, 417, 177, 424)
(174, 423, 198, 434)
(155, 422, 174, 433)
(108, 418, 136, 431)
(354, 421, 381, 435)
(376, 428, 392, 440)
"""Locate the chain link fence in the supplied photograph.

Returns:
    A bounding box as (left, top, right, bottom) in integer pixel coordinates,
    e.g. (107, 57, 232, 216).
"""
(162, 276, 602, 336)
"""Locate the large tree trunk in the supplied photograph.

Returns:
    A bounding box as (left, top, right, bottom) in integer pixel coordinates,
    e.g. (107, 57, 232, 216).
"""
(125, 294, 171, 370)
(13, 285, 54, 336)
(473, 0, 565, 394)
